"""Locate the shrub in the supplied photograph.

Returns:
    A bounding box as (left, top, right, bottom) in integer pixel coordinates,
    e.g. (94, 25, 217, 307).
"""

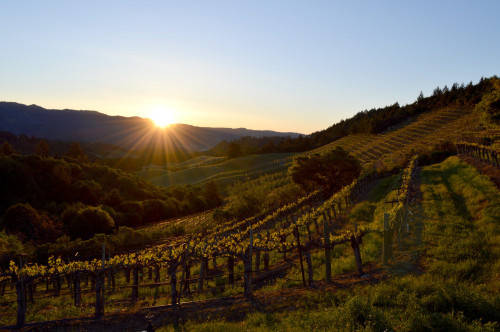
(74, 180, 102, 205)
(67, 206, 115, 240)
(1, 203, 40, 239)
(1, 203, 61, 242)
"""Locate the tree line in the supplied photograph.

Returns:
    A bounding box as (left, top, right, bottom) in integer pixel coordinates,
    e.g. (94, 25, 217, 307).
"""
(0, 151, 223, 266)
(209, 77, 499, 158)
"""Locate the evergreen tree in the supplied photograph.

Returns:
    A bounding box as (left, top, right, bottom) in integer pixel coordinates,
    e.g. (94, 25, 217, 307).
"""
(417, 91, 424, 102)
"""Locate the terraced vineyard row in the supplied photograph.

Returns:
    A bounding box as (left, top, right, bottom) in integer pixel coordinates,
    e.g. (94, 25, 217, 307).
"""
(309, 107, 478, 169)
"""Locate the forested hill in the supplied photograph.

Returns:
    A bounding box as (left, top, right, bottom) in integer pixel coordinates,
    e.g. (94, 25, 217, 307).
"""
(0, 102, 299, 152)
(0, 153, 221, 245)
(209, 77, 499, 157)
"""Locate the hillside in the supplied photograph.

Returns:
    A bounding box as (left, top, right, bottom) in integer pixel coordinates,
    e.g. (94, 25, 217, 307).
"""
(0, 102, 299, 152)
(0, 154, 222, 253)
(1, 77, 499, 331)
(138, 153, 294, 195)
(208, 77, 497, 157)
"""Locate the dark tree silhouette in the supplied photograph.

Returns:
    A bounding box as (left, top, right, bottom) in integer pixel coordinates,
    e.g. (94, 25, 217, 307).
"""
(66, 142, 87, 162)
(35, 140, 50, 157)
(67, 206, 115, 240)
(289, 147, 361, 192)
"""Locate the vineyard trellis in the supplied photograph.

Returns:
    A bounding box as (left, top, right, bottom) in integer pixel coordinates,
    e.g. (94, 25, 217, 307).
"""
(1, 165, 397, 329)
(456, 142, 500, 167)
(382, 156, 419, 264)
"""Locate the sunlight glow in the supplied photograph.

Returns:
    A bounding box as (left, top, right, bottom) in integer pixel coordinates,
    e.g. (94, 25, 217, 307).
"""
(148, 106, 177, 127)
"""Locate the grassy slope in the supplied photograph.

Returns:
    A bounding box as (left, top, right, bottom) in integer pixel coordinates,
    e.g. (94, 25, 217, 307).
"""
(154, 156, 500, 331)
(138, 153, 294, 194)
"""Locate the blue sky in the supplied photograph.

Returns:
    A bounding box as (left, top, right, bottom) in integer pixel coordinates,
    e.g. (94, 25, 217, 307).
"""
(0, 1, 499, 133)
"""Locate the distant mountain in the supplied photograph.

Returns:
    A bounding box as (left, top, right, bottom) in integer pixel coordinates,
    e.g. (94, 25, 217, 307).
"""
(0, 102, 300, 152)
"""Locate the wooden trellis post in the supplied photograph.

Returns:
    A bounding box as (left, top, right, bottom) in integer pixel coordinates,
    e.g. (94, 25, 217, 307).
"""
(305, 249, 313, 287)
(54, 275, 61, 296)
(331, 203, 337, 220)
(305, 224, 314, 287)
(131, 265, 139, 302)
(323, 217, 332, 283)
(183, 262, 191, 295)
(314, 217, 321, 236)
(95, 271, 105, 318)
(198, 257, 205, 293)
(202, 257, 209, 280)
(74, 271, 81, 307)
(95, 244, 106, 318)
(212, 256, 217, 270)
(293, 224, 306, 287)
(111, 269, 116, 292)
(154, 265, 161, 283)
(16, 255, 26, 328)
(350, 224, 363, 276)
(244, 229, 253, 298)
(382, 213, 392, 265)
(169, 265, 177, 305)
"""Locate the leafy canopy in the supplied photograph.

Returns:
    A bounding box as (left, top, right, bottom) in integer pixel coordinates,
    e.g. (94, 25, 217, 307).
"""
(289, 147, 361, 192)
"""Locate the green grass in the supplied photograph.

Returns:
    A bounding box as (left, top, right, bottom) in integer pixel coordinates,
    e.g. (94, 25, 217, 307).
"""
(138, 153, 294, 194)
(2, 157, 498, 331)
(154, 156, 500, 331)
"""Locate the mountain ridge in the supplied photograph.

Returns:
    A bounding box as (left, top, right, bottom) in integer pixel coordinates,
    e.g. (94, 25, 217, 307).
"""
(0, 102, 300, 152)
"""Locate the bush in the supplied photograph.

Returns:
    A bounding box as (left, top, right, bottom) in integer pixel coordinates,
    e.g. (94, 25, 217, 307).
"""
(67, 206, 115, 240)
(1, 203, 60, 242)
(74, 180, 102, 205)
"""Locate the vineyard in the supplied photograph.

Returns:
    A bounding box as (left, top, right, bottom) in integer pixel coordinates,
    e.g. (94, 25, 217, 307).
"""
(0, 153, 429, 330)
(310, 107, 479, 167)
(140, 153, 294, 195)
(2, 106, 500, 329)
(1, 89, 500, 330)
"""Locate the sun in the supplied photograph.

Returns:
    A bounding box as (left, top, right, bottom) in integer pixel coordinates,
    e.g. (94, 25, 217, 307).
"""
(149, 107, 176, 127)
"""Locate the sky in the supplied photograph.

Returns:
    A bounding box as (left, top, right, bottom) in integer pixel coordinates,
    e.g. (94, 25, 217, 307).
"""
(0, 1, 499, 134)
